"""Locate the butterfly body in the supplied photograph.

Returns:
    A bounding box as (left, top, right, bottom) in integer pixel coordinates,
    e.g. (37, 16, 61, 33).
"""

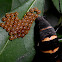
(33, 16, 62, 62)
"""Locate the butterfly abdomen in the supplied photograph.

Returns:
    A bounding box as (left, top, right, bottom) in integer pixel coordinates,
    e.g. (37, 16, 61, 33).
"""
(35, 16, 59, 54)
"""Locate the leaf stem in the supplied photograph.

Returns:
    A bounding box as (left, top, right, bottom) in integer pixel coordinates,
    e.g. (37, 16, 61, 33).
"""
(0, 40, 9, 55)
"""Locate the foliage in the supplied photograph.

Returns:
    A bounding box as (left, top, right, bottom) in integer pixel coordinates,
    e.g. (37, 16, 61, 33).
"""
(0, 0, 45, 62)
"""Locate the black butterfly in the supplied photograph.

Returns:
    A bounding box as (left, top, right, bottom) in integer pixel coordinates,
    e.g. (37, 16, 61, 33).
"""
(33, 16, 62, 62)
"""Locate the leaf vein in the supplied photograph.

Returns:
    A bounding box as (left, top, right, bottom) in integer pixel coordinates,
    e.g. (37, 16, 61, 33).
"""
(0, 40, 9, 55)
(27, 0, 36, 12)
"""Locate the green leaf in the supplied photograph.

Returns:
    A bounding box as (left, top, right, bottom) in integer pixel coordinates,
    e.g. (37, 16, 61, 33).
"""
(52, 0, 62, 13)
(0, 0, 45, 62)
(60, 0, 62, 13)
(0, 0, 12, 18)
(11, 0, 29, 10)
